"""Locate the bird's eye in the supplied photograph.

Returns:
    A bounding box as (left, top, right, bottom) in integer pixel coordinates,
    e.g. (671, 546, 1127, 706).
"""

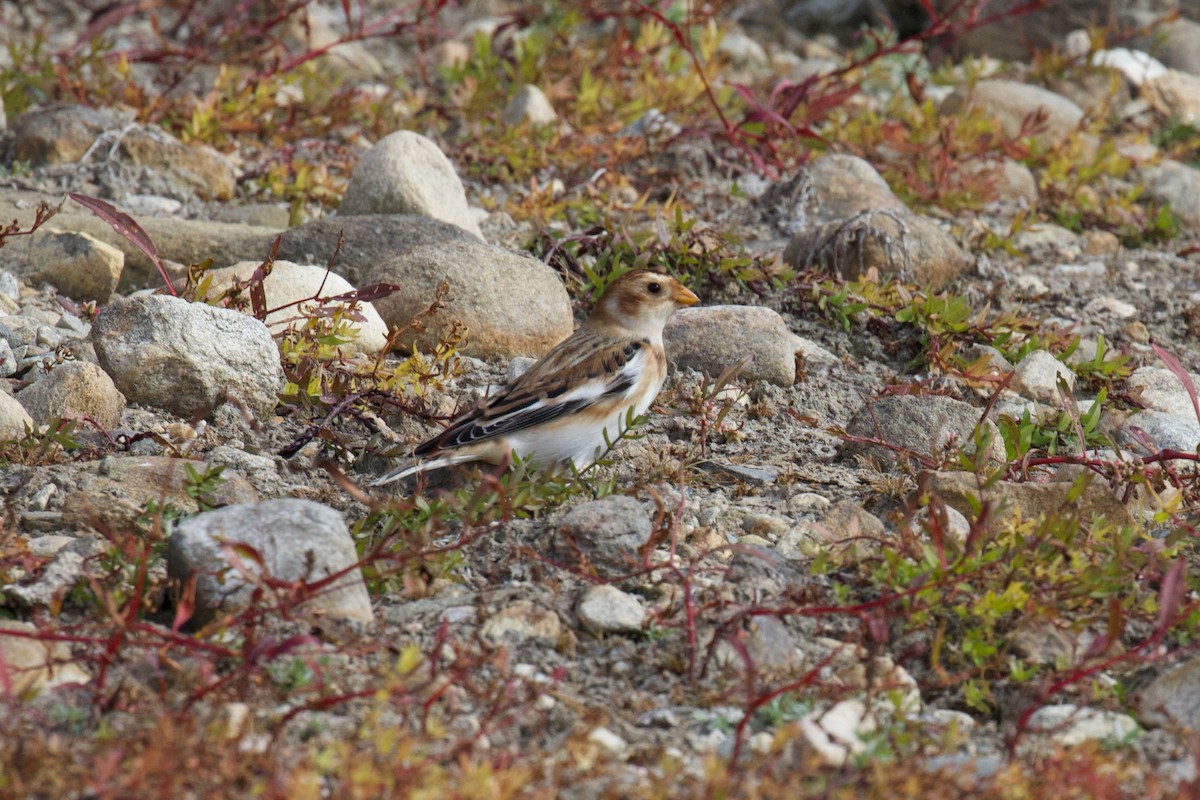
(647, 282, 662, 295)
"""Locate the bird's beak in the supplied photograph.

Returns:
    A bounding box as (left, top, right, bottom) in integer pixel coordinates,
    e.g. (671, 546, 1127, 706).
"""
(675, 285, 700, 306)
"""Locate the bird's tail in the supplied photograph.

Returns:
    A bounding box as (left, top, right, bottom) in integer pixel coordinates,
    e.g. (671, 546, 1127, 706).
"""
(370, 451, 483, 487)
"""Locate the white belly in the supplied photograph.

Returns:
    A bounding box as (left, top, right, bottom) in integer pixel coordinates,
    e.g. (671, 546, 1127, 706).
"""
(505, 390, 657, 470)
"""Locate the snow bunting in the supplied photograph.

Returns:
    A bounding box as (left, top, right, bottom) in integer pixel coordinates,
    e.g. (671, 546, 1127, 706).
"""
(372, 270, 699, 486)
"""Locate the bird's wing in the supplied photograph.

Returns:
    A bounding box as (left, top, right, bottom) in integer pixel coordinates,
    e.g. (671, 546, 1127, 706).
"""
(415, 331, 649, 455)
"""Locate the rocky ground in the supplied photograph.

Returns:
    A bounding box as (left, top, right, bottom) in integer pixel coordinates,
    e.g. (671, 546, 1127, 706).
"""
(4, 0, 1200, 797)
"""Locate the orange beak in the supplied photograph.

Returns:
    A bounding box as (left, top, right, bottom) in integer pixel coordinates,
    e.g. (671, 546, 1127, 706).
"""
(675, 285, 700, 306)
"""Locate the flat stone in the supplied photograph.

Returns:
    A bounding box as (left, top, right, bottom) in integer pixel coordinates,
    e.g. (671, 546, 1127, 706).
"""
(1120, 410, 1200, 452)
(10, 229, 123, 303)
(48, 213, 281, 293)
(1127, 366, 1200, 418)
(10, 103, 128, 165)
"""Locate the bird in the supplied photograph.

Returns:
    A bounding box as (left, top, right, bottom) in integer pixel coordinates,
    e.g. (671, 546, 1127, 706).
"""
(371, 269, 700, 486)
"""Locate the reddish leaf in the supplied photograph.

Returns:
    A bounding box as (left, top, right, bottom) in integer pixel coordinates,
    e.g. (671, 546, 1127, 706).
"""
(69, 193, 177, 296)
(1152, 341, 1200, 424)
(172, 573, 198, 633)
(1155, 558, 1187, 636)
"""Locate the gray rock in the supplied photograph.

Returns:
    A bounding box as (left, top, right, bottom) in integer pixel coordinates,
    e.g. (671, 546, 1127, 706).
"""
(12, 104, 235, 199)
(1127, 366, 1200, 419)
(0, 391, 34, 439)
(275, 214, 476, 287)
(1021, 704, 1138, 749)
(122, 194, 183, 216)
(1010, 619, 1088, 666)
(1143, 69, 1200, 126)
(16, 361, 126, 428)
(10, 229, 123, 303)
(1135, 654, 1200, 729)
(0, 271, 19, 301)
(718, 30, 769, 68)
(1082, 296, 1137, 319)
(11, 103, 129, 165)
(62, 455, 260, 534)
(697, 460, 779, 485)
(713, 614, 801, 673)
(338, 130, 484, 240)
(0, 620, 90, 694)
(365, 238, 572, 359)
(557, 495, 653, 577)
(167, 499, 373, 626)
(41, 214, 282, 293)
(1139, 159, 1200, 228)
(779, 500, 886, 557)
(209, 203, 292, 228)
(664, 305, 797, 386)
(0, 339, 16, 378)
(3, 548, 86, 608)
(784, 208, 971, 291)
(1121, 410, 1200, 452)
(480, 600, 562, 645)
(965, 158, 1038, 205)
(92, 294, 282, 419)
(502, 85, 558, 126)
(1013, 222, 1082, 255)
(205, 260, 390, 355)
(920, 471, 1135, 530)
(506, 356, 537, 382)
(117, 126, 237, 201)
(793, 334, 839, 367)
(907, 500, 972, 545)
(773, 154, 905, 232)
(1127, 15, 1200, 77)
(577, 584, 647, 634)
(796, 700, 873, 767)
(940, 80, 1084, 148)
(842, 395, 1004, 466)
(1012, 350, 1075, 404)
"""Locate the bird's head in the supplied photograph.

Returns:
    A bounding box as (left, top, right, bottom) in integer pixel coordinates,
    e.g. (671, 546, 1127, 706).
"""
(588, 270, 699, 337)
